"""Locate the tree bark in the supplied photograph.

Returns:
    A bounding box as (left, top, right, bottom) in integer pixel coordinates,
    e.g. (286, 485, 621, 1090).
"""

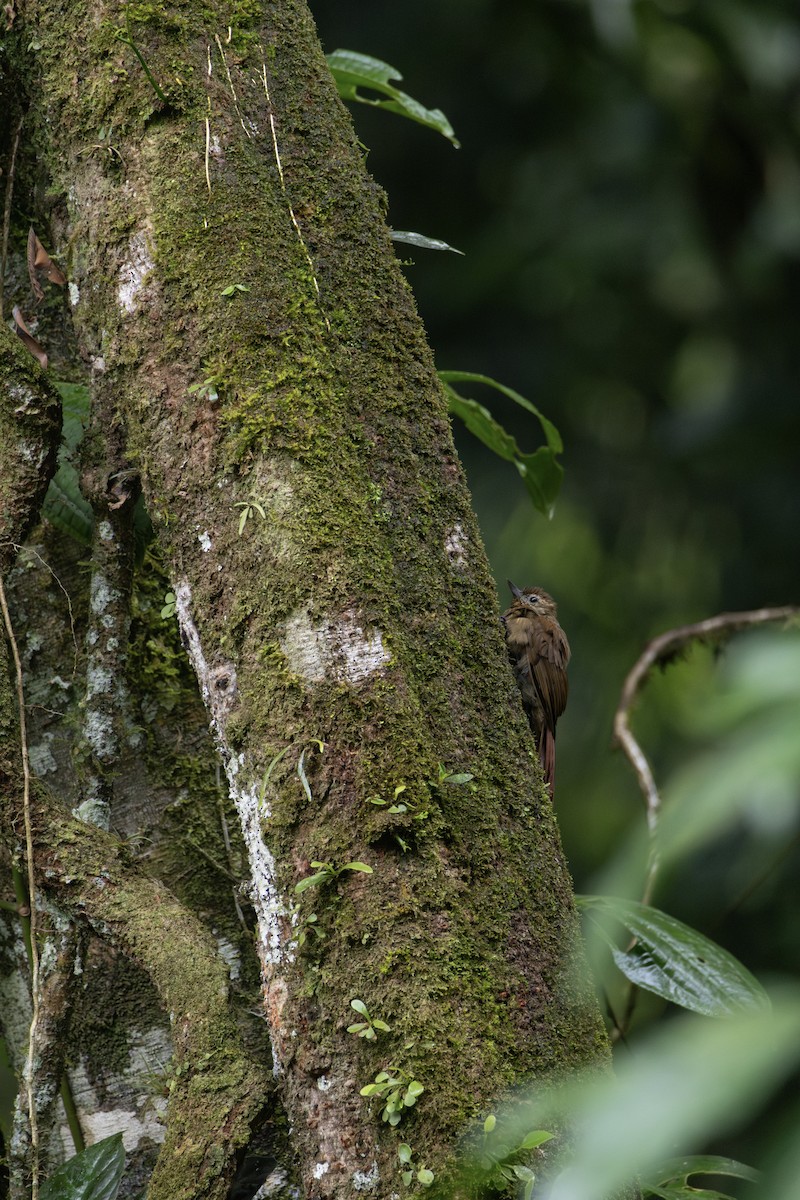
(3, 1, 610, 1195)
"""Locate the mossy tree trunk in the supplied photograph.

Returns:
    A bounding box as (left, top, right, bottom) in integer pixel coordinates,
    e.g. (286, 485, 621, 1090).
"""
(2, 1, 610, 1196)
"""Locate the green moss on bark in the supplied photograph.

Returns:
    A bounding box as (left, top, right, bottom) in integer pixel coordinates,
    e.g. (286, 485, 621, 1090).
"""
(9, 0, 611, 1193)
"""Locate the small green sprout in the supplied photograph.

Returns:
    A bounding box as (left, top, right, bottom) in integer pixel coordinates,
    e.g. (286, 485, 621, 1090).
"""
(433, 763, 474, 787)
(347, 998, 391, 1040)
(258, 746, 291, 809)
(360, 1067, 424, 1126)
(188, 377, 220, 403)
(368, 783, 410, 814)
(221, 283, 251, 296)
(234, 498, 266, 535)
(295, 861, 373, 894)
(296, 913, 325, 947)
(160, 591, 176, 619)
(476, 1113, 553, 1200)
(398, 1144, 434, 1188)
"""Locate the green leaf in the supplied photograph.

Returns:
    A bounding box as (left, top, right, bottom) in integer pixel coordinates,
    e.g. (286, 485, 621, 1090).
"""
(372, 1019, 392, 1032)
(578, 896, 770, 1016)
(326, 50, 459, 146)
(295, 871, 329, 893)
(440, 373, 563, 518)
(350, 998, 369, 1017)
(643, 1189, 743, 1200)
(54, 381, 91, 456)
(342, 862, 373, 874)
(483, 1114, 497, 1134)
(501, 990, 800, 1200)
(187, 377, 220, 402)
(41, 1133, 125, 1200)
(440, 371, 562, 451)
(390, 230, 464, 255)
(443, 772, 474, 785)
(398, 1144, 413, 1164)
(259, 745, 291, 802)
(641, 1156, 760, 1189)
(401, 1170, 414, 1186)
(43, 463, 94, 544)
(417, 1168, 435, 1186)
(238, 507, 248, 535)
(297, 749, 313, 803)
(518, 1130, 554, 1151)
(221, 283, 250, 296)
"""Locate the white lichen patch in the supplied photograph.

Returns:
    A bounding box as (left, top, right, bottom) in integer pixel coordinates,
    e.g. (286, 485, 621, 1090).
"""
(252, 1169, 294, 1198)
(9, 382, 36, 412)
(83, 709, 116, 760)
(198, 530, 212, 552)
(81, 1105, 167, 1152)
(16, 441, 45, 468)
(280, 607, 390, 687)
(174, 581, 290, 994)
(316, 1075, 332, 1092)
(353, 1163, 380, 1191)
(68, 281, 80, 307)
(445, 521, 468, 567)
(60, 1027, 171, 1155)
(28, 735, 58, 776)
(215, 935, 241, 982)
(87, 664, 113, 697)
(236, 773, 287, 970)
(313, 1162, 330, 1180)
(90, 574, 119, 616)
(98, 519, 114, 542)
(118, 232, 154, 314)
(72, 797, 111, 830)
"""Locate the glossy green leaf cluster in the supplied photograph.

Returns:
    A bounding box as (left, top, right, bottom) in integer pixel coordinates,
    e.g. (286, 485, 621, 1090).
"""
(326, 50, 459, 146)
(440, 371, 563, 518)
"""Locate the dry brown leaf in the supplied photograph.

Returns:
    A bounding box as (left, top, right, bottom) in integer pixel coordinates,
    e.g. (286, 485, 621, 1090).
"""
(12, 305, 48, 369)
(27, 226, 67, 296)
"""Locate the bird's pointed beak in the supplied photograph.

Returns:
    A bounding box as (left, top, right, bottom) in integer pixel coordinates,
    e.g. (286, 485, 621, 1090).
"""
(507, 579, 524, 599)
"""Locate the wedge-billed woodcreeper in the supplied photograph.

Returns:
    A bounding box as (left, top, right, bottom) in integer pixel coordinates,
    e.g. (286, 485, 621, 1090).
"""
(502, 581, 570, 795)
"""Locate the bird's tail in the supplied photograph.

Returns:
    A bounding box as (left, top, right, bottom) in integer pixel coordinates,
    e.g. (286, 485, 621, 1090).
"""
(540, 727, 556, 796)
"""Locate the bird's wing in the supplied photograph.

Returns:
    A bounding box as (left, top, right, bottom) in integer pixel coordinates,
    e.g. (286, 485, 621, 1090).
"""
(529, 621, 570, 734)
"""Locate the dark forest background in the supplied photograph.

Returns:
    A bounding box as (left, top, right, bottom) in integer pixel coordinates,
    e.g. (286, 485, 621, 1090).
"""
(311, 0, 800, 1063)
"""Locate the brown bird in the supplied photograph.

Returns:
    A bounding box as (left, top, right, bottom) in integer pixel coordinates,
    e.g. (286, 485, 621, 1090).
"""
(502, 581, 570, 795)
